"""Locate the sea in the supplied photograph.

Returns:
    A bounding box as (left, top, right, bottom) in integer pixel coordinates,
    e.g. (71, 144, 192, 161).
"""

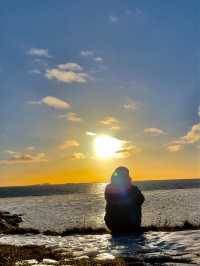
(0, 179, 200, 264)
(0, 179, 199, 232)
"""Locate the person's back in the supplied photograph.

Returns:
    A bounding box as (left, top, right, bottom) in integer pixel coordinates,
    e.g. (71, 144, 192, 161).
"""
(104, 167, 145, 233)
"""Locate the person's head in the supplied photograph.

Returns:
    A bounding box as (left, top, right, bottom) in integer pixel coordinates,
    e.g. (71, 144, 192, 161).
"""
(111, 166, 131, 187)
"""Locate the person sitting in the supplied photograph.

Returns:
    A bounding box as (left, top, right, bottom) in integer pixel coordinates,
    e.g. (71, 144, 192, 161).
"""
(104, 166, 145, 234)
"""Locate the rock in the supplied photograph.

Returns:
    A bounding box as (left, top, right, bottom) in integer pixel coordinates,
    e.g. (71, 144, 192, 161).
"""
(95, 253, 115, 261)
(19, 259, 38, 265)
(42, 258, 58, 265)
(37, 264, 56, 266)
(72, 251, 84, 257)
(163, 262, 195, 266)
(75, 255, 90, 260)
(0, 211, 22, 233)
(0, 219, 14, 233)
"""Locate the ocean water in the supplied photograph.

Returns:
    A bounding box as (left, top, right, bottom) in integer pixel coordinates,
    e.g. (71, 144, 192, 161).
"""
(0, 185, 200, 232)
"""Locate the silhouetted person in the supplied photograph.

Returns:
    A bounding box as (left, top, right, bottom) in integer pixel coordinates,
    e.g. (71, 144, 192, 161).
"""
(104, 167, 145, 234)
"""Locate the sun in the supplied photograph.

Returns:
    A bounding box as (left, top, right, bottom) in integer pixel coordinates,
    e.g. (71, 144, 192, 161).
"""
(94, 135, 122, 159)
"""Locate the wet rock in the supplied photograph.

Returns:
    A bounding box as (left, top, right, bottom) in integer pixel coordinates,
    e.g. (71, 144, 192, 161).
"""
(0, 211, 22, 233)
(0, 219, 14, 233)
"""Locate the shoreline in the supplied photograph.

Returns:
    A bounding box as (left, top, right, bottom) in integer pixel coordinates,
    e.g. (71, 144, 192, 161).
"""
(1, 210, 200, 236)
(0, 243, 196, 266)
(1, 211, 200, 265)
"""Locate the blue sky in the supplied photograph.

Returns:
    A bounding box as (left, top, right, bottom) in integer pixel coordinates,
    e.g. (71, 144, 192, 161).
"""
(0, 1, 199, 185)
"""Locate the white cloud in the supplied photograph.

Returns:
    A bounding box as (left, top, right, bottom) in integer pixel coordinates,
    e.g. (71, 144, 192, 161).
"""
(27, 48, 51, 58)
(109, 8, 144, 24)
(144, 128, 166, 136)
(59, 139, 80, 150)
(0, 152, 47, 164)
(57, 63, 83, 71)
(167, 123, 200, 152)
(28, 96, 70, 109)
(94, 57, 103, 63)
(45, 68, 90, 83)
(80, 50, 94, 57)
(71, 152, 86, 160)
(28, 69, 41, 75)
(123, 100, 141, 111)
(100, 116, 121, 130)
(109, 15, 119, 23)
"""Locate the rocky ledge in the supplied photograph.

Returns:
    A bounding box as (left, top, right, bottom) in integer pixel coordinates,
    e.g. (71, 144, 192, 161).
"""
(0, 211, 22, 234)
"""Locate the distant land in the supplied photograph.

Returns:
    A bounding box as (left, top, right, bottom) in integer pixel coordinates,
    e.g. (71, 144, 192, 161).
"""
(0, 179, 199, 198)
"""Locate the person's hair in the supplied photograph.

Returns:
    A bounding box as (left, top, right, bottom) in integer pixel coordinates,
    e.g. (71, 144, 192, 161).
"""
(111, 166, 131, 187)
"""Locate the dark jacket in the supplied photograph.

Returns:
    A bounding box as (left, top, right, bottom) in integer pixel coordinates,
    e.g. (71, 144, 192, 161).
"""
(104, 184, 145, 233)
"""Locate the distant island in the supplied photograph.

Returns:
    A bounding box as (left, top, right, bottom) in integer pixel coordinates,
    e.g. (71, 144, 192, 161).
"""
(0, 178, 199, 198)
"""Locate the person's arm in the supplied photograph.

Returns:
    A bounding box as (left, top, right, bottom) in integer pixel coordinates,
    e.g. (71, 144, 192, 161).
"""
(104, 185, 110, 201)
(134, 186, 145, 205)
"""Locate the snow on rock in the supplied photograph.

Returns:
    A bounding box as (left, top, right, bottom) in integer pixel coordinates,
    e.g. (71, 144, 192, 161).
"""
(42, 259, 58, 265)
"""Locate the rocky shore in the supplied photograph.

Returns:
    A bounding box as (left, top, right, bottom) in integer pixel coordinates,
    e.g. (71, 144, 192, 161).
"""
(1, 211, 200, 265)
(0, 211, 22, 234)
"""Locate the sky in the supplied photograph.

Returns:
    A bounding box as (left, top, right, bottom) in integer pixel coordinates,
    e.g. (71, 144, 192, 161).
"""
(0, 1, 199, 186)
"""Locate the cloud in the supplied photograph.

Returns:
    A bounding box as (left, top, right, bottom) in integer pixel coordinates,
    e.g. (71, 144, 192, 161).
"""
(0, 152, 47, 164)
(26, 146, 35, 151)
(132, 8, 145, 21)
(115, 143, 142, 159)
(27, 48, 51, 58)
(28, 96, 70, 109)
(94, 57, 103, 63)
(109, 8, 145, 24)
(59, 139, 80, 150)
(67, 112, 82, 123)
(198, 105, 200, 117)
(45, 68, 90, 83)
(80, 50, 94, 57)
(109, 15, 119, 23)
(167, 123, 200, 152)
(86, 131, 97, 136)
(41, 96, 70, 109)
(123, 100, 141, 111)
(100, 116, 120, 130)
(58, 112, 82, 123)
(28, 69, 41, 75)
(167, 142, 183, 153)
(33, 58, 48, 67)
(181, 123, 200, 144)
(71, 152, 86, 160)
(57, 63, 83, 71)
(144, 128, 166, 136)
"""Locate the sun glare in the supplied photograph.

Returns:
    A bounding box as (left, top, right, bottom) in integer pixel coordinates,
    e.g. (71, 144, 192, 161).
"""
(94, 135, 122, 159)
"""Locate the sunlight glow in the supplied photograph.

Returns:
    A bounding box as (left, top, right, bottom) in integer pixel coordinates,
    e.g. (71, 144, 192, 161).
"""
(94, 135, 122, 159)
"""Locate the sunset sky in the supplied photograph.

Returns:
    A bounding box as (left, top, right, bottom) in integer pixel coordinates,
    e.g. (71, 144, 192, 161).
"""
(0, 1, 199, 186)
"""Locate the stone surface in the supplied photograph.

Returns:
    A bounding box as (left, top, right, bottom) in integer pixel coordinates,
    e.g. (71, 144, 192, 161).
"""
(42, 258, 58, 265)
(22, 259, 38, 265)
(0, 211, 22, 233)
(95, 253, 115, 261)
